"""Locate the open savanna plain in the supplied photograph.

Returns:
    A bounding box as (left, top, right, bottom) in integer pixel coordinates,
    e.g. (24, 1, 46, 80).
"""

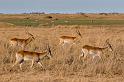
(0, 14, 124, 82)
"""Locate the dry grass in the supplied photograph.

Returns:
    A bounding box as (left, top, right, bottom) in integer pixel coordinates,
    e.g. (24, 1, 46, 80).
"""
(0, 25, 124, 82)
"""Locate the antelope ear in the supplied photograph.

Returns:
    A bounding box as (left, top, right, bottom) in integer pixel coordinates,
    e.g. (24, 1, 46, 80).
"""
(28, 32, 34, 37)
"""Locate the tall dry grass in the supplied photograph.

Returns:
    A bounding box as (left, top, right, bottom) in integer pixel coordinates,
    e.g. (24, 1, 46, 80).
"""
(0, 25, 124, 82)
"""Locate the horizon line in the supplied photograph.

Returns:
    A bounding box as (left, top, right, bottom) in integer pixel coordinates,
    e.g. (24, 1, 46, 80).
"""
(0, 12, 124, 14)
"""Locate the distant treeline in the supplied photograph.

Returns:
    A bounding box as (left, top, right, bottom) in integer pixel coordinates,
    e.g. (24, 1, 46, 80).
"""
(77, 12, 120, 15)
(0, 12, 121, 15)
(22, 12, 46, 14)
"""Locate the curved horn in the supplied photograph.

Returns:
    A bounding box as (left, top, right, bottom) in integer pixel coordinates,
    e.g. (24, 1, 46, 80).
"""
(46, 43, 52, 58)
(76, 29, 82, 38)
(24, 27, 34, 37)
(105, 39, 113, 51)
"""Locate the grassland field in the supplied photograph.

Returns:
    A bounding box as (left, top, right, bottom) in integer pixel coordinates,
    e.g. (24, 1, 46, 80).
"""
(0, 13, 124, 82)
(1, 13, 124, 27)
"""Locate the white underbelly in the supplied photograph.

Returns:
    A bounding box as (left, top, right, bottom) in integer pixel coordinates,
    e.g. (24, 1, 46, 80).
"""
(64, 40, 72, 44)
(24, 56, 33, 61)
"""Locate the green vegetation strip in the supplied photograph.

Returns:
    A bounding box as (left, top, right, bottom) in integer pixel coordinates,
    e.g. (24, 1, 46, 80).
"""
(0, 18, 42, 27)
(0, 18, 124, 27)
(54, 20, 124, 25)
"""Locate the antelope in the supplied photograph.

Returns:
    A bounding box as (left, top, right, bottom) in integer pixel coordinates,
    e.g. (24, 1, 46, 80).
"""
(59, 28, 82, 46)
(79, 39, 113, 61)
(10, 32, 35, 49)
(59, 35, 76, 46)
(11, 47, 52, 70)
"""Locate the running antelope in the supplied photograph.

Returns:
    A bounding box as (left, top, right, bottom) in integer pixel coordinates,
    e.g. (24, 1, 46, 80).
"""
(10, 32, 35, 49)
(11, 49, 52, 70)
(59, 36, 76, 46)
(79, 40, 113, 61)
